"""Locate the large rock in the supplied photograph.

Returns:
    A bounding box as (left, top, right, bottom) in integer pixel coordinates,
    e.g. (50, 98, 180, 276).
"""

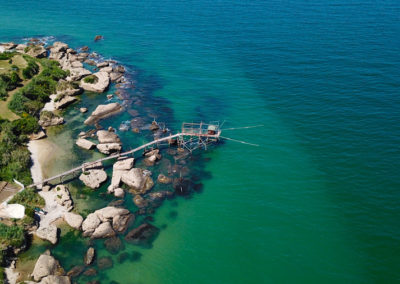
(113, 187, 125, 198)
(39, 112, 64, 127)
(51, 42, 69, 53)
(35, 225, 58, 245)
(113, 157, 134, 171)
(52, 185, 73, 209)
(125, 223, 160, 245)
(80, 72, 110, 93)
(91, 221, 115, 239)
(84, 103, 123, 125)
(84, 247, 95, 265)
(82, 213, 101, 237)
(56, 81, 82, 96)
(96, 143, 122, 155)
(108, 158, 135, 193)
(55, 95, 77, 110)
(67, 67, 91, 81)
(110, 72, 123, 82)
(76, 138, 96, 150)
(79, 168, 107, 189)
(96, 62, 109, 68)
(121, 168, 154, 194)
(95, 206, 130, 222)
(96, 130, 120, 144)
(63, 212, 83, 230)
(82, 206, 131, 237)
(26, 45, 47, 58)
(39, 275, 71, 284)
(32, 252, 61, 281)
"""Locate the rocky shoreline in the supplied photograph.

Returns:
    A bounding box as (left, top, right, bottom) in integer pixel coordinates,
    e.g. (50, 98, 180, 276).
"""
(1, 36, 205, 283)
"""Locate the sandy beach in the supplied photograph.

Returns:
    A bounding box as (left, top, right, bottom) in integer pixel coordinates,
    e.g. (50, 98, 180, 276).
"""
(28, 138, 60, 186)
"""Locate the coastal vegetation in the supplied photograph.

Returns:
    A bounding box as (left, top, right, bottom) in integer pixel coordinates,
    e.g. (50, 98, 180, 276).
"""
(9, 188, 45, 209)
(0, 114, 40, 184)
(21, 57, 39, 80)
(9, 58, 68, 116)
(0, 224, 25, 249)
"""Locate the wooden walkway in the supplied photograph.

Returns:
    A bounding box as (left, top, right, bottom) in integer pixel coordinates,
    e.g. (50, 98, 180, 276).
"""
(27, 132, 219, 189)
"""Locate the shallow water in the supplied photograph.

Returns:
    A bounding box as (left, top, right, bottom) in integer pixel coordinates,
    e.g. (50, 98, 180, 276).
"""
(1, 0, 400, 283)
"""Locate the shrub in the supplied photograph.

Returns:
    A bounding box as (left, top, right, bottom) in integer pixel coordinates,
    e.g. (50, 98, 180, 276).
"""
(0, 71, 22, 93)
(9, 188, 45, 208)
(22, 60, 39, 79)
(0, 51, 17, 60)
(83, 75, 98, 84)
(0, 223, 25, 249)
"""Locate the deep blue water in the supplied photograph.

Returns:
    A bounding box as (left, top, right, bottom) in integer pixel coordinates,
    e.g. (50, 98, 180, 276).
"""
(1, 0, 400, 283)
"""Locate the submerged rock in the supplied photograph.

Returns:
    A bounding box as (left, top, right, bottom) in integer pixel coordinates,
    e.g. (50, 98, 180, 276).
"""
(67, 265, 85, 278)
(125, 223, 160, 245)
(94, 35, 103, 41)
(83, 268, 97, 276)
(133, 195, 149, 208)
(104, 237, 124, 254)
(97, 257, 113, 270)
(157, 174, 172, 184)
(112, 213, 134, 233)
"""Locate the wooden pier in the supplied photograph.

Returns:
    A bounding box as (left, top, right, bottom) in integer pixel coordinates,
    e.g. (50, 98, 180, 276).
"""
(27, 123, 222, 189)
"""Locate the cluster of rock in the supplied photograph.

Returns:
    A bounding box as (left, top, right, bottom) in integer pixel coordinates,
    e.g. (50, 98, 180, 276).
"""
(96, 129, 122, 154)
(76, 127, 123, 156)
(81, 206, 134, 238)
(34, 185, 75, 244)
(143, 149, 162, 166)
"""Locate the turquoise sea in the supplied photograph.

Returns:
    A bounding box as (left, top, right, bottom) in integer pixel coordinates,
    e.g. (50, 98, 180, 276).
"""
(1, 0, 400, 283)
